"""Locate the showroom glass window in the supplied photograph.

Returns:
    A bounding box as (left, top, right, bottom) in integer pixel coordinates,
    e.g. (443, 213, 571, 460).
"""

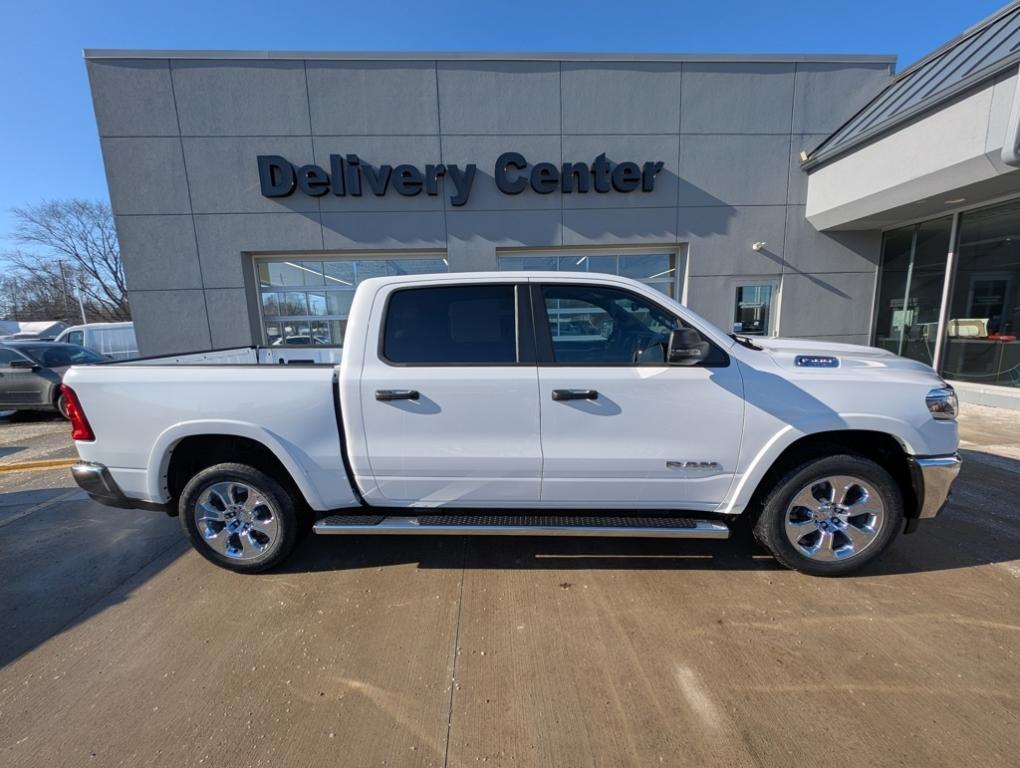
(873, 217, 953, 365)
(942, 199, 1020, 388)
(256, 257, 447, 346)
(498, 251, 682, 298)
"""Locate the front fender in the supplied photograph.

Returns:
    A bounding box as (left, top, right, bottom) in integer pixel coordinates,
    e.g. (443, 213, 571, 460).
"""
(721, 412, 952, 515)
(147, 419, 327, 509)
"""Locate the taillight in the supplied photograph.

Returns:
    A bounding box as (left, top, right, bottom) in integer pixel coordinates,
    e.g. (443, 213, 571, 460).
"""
(60, 384, 95, 441)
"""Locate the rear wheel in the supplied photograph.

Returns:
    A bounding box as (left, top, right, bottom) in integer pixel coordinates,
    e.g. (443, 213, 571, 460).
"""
(56, 392, 70, 420)
(753, 454, 903, 576)
(179, 463, 300, 573)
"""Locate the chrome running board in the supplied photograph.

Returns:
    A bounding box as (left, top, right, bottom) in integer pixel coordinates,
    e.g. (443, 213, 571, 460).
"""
(313, 513, 730, 539)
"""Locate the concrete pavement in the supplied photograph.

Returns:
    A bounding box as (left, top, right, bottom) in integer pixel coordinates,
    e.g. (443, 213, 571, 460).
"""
(0, 405, 1017, 767)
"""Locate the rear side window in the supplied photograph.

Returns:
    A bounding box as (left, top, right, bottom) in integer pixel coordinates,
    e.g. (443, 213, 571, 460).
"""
(383, 285, 517, 364)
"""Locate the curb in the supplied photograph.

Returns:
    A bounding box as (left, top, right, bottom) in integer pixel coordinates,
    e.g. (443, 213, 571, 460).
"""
(0, 458, 77, 474)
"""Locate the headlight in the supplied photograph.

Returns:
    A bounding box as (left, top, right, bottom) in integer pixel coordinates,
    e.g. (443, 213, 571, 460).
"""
(926, 386, 958, 420)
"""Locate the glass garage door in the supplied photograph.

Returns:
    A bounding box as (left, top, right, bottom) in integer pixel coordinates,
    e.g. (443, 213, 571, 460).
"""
(256, 256, 448, 347)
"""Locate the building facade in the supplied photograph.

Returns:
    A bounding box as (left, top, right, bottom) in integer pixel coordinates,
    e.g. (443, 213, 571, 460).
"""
(85, 3, 1020, 406)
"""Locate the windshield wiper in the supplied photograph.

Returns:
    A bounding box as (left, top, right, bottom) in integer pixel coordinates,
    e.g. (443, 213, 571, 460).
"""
(728, 333, 763, 351)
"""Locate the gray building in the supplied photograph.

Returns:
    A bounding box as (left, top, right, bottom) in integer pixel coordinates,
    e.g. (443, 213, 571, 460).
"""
(84, 1, 1020, 407)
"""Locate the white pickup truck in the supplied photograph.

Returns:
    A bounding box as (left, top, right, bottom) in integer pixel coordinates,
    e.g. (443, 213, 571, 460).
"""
(63, 272, 961, 576)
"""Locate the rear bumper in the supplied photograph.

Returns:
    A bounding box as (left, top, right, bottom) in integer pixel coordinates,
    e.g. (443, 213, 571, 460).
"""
(908, 452, 962, 520)
(71, 462, 169, 513)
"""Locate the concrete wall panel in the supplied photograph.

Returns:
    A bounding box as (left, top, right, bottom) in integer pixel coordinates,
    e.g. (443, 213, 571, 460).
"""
(681, 63, 795, 134)
(128, 289, 211, 355)
(182, 136, 316, 214)
(87, 60, 178, 137)
(778, 271, 877, 338)
(194, 213, 324, 288)
(784, 206, 881, 274)
(171, 60, 310, 136)
(205, 288, 255, 348)
(446, 210, 564, 271)
(100, 138, 192, 215)
(678, 134, 792, 206)
(321, 211, 447, 250)
(115, 215, 203, 290)
(793, 62, 892, 134)
(679, 205, 786, 276)
(561, 63, 682, 134)
(562, 208, 678, 246)
(437, 62, 560, 135)
(559, 134, 680, 209)
(307, 61, 439, 135)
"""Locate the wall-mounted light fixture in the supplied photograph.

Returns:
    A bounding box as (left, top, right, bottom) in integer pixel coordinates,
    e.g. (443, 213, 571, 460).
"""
(751, 241, 767, 252)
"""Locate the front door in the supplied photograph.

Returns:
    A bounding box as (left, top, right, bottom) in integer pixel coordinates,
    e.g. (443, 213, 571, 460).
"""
(0, 349, 47, 408)
(534, 282, 744, 510)
(358, 282, 542, 506)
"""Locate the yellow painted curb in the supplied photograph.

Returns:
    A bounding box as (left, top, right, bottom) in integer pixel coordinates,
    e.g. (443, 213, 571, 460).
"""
(0, 458, 77, 473)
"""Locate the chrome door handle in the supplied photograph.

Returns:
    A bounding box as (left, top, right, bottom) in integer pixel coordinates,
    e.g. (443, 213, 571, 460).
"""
(375, 389, 420, 401)
(551, 389, 598, 401)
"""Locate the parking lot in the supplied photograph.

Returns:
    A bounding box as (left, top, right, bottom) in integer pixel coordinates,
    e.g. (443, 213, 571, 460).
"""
(0, 406, 1017, 768)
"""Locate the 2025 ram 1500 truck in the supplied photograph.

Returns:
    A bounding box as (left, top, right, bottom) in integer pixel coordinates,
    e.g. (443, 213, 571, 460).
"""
(62, 272, 961, 576)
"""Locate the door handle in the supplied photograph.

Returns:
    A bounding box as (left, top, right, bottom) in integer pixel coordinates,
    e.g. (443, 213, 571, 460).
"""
(551, 389, 598, 401)
(375, 389, 420, 401)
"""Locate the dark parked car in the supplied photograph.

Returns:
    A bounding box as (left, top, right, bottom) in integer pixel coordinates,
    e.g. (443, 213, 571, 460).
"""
(0, 341, 107, 419)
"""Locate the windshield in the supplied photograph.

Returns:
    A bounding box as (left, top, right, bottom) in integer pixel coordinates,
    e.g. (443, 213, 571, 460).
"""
(18, 345, 107, 367)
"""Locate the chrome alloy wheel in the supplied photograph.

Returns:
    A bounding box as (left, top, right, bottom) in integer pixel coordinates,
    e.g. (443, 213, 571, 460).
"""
(783, 475, 885, 562)
(194, 481, 278, 561)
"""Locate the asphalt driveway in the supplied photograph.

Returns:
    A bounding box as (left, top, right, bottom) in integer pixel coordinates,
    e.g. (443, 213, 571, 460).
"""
(0, 405, 1017, 767)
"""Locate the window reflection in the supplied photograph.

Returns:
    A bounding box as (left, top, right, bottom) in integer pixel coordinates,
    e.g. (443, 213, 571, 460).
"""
(498, 251, 679, 298)
(873, 218, 952, 365)
(943, 200, 1020, 388)
(258, 257, 448, 346)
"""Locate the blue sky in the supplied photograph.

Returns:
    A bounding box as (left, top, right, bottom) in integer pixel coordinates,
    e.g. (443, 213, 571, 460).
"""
(0, 0, 1007, 248)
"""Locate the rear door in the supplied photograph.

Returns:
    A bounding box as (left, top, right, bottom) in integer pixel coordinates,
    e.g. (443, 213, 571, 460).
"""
(357, 282, 542, 506)
(533, 281, 744, 510)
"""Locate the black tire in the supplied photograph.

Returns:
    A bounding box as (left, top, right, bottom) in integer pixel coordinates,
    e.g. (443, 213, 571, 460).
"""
(753, 454, 903, 576)
(179, 463, 300, 573)
(56, 392, 70, 420)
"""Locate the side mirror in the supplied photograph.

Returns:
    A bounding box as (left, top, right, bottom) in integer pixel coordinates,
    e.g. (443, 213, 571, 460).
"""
(668, 328, 710, 366)
(9, 359, 39, 371)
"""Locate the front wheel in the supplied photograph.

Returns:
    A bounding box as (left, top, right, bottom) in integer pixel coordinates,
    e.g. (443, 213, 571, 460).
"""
(753, 454, 904, 576)
(179, 463, 300, 573)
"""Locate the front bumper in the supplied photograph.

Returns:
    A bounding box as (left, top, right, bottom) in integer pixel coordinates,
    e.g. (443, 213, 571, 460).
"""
(71, 462, 168, 512)
(908, 452, 962, 520)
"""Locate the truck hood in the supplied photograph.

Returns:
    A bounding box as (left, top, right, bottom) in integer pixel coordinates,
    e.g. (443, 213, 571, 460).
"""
(752, 337, 941, 380)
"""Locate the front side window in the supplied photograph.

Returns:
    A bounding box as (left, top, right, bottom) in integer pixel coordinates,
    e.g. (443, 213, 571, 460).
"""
(383, 285, 517, 365)
(0, 348, 25, 367)
(540, 285, 685, 364)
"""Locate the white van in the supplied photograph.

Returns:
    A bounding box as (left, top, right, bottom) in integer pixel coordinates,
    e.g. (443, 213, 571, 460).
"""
(55, 322, 138, 361)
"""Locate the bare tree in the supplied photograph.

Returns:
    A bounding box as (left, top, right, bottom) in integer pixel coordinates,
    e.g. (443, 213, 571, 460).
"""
(3, 200, 129, 323)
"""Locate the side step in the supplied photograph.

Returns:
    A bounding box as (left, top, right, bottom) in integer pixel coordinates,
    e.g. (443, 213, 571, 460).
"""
(313, 513, 730, 539)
